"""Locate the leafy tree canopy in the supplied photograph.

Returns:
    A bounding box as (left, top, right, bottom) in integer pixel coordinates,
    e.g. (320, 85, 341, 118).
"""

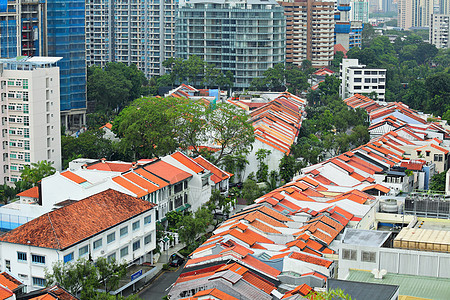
(87, 62, 148, 112)
(20, 160, 56, 186)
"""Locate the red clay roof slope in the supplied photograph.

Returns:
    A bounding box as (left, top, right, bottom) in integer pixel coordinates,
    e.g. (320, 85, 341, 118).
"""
(0, 189, 155, 249)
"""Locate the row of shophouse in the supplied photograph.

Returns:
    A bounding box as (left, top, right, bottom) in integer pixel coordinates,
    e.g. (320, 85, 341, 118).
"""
(166, 94, 450, 299)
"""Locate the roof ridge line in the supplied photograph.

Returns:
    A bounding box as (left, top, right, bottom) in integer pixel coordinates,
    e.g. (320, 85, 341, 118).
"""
(47, 213, 62, 249)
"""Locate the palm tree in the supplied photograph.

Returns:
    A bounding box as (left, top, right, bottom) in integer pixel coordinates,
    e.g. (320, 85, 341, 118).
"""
(20, 160, 56, 186)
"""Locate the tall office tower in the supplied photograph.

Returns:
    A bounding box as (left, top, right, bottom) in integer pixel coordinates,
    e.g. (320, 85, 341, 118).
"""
(279, 0, 335, 68)
(47, 0, 86, 129)
(85, 0, 176, 78)
(175, 0, 286, 90)
(398, 0, 434, 29)
(0, 0, 47, 58)
(350, 0, 369, 23)
(0, 57, 62, 183)
(430, 14, 450, 48)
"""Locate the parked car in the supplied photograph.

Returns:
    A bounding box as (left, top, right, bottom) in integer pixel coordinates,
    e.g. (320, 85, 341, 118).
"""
(170, 258, 185, 267)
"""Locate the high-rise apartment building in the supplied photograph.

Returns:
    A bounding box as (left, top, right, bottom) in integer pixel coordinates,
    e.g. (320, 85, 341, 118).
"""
(85, 0, 176, 78)
(0, 57, 62, 183)
(47, 0, 86, 128)
(430, 14, 449, 49)
(0, 0, 47, 58)
(279, 0, 335, 68)
(0, 0, 87, 130)
(398, 0, 434, 29)
(175, 0, 286, 89)
(438, 0, 449, 15)
(350, 0, 369, 23)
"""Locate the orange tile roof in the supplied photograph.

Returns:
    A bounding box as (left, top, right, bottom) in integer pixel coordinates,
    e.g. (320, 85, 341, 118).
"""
(99, 122, 113, 130)
(171, 151, 204, 174)
(0, 190, 155, 249)
(28, 285, 78, 300)
(17, 186, 39, 198)
(144, 160, 192, 184)
(282, 284, 313, 299)
(60, 171, 87, 184)
(192, 288, 238, 300)
(122, 172, 160, 194)
(112, 176, 148, 198)
(86, 161, 133, 172)
(250, 220, 282, 234)
(0, 272, 21, 291)
(0, 285, 13, 300)
(242, 272, 276, 294)
(361, 184, 390, 194)
(290, 252, 333, 267)
(241, 254, 281, 278)
(194, 156, 232, 183)
(134, 168, 169, 188)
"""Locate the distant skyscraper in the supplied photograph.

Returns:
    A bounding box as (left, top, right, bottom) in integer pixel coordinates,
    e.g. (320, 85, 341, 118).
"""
(280, 0, 335, 68)
(350, 0, 369, 23)
(47, 0, 86, 128)
(85, 0, 177, 78)
(175, 0, 286, 89)
(398, 0, 434, 29)
(335, 0, 362, 50)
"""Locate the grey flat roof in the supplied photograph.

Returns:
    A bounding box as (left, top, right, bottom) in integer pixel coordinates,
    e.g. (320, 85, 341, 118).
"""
(328, 278, 399, 300)
(342, 228, 391, 247)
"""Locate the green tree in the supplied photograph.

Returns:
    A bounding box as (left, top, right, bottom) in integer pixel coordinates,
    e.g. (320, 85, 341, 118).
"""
(209, 103, 255, 164)
(165, 211, 184, 231)
(307, 288, 352, 300)
(241, 178, 264, 204)
(362, 23, 376, 48)
(256, 149, 271, 183)
(279, 154, 296, 183)
(20, 160, 56, 186)
(0, 184, 18, 205)
(87, 62, 147, 112)
(430, 172, 446, 192)
(177, 206, 213, 247)
(331, 51, 345, 71)
(113, 97, 179, 159)
(45, 258, 127, 299)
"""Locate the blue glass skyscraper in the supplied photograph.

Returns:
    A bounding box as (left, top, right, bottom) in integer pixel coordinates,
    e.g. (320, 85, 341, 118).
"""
(47, 0, 86, 127)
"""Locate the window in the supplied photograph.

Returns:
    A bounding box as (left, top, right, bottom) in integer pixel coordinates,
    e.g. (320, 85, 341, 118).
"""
(361, 251, 376, 263)
(354, 78, 361, 83)
(434, 154, 443, 162)
(107, 232, 116, 244)
(133, 240, 141, 251)
(120, 226, 128, 237)
(132, 220, 140, 231)
(426, 151, 430, 157)
(32, 254, 45, 264)
(120, 246, 129, 258)
(63, 252, 74, 263)
(5, 260, 10, 272)
(79, 245, 89, 257)
(93, 238, 103, 250)
(342, 249, 357, 261)
(354, 86, 361, 90)
(144, 233, 152, 245)
(107, 253, 116, 262)
(32, 277, 46, 287)
(17, 252, 27, 262)
(144, 215, 152, 225)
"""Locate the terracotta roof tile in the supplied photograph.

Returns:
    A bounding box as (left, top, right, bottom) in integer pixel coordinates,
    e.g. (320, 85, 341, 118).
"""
(241, 255, 281, 278)
(17, 186, 39, 198)
(0, 272, 20, 291)
(29, 285, 78, 300)
(171, 151, 204, 174)
(112, 176, 148, 198)
(86, 161, 133, 172)
(242, 272, 276, 294)
(290, 252, 333, 268)
(192, 288, 238, 300)
(144, 160, 192, 184)
(60, 171, 87, 184)
(122, 172, 161, 194)
(194, 156, 233, 182)
(0, 285, 13, 300)
(0, 190, 155, 249)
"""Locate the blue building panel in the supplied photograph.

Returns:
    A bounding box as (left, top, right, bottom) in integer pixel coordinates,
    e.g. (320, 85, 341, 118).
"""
(0, 20, 18, 58)
(47, 0, 86, 112)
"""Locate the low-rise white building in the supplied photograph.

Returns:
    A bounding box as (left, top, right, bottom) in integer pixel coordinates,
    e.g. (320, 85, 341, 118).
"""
(340, 58, 386, 101)
(0, 189, 156, 292)
(0, 57, 62, 183)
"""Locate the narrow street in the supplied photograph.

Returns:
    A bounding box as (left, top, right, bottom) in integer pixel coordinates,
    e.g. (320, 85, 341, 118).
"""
(138, 262, 186, 300)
